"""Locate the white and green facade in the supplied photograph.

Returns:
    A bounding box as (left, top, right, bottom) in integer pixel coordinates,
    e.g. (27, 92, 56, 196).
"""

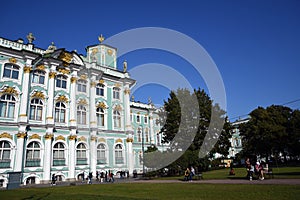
(0, 35, 163, 187)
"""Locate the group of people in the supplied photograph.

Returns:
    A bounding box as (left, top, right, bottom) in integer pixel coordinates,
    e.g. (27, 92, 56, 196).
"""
(88, 170, 115, 183)
(245, 158, 265, 181)
(184, 166, 195, 181)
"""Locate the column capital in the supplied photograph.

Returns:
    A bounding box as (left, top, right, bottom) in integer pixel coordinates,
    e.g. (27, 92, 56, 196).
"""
(70, 77, 77, 83)
(44, 133, 54, 140)
(23, 66, 32, 73)
(68, 135, 77, 140)
(49, 72, 57, 79)
(16, 132, 27, 139)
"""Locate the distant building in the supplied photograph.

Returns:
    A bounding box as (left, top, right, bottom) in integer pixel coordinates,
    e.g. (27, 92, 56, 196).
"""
(228, 118, 249, 158)
(0, 34, 163, 187)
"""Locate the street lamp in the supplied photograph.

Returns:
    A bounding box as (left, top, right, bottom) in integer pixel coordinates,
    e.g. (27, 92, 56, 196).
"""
(141, 127, 145, 177)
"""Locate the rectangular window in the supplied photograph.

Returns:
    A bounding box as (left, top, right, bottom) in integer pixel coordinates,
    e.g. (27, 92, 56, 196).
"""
(136, 115, 140, 123)
(144, 116, 148, 124)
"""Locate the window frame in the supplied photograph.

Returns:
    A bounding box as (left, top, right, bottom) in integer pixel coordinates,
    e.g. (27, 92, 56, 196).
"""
(0, 94, 16, 118)
(3, 63, 20, 80)
(29, 98, 43, 121)
(54, 102, 66, 123)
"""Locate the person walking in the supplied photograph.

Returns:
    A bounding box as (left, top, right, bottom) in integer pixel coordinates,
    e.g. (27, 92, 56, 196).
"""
(51, 174, 56, 186)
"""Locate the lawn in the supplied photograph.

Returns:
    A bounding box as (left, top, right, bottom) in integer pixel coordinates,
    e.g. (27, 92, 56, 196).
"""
(1, 167, 299, 200)
(0, 183, 300, 200)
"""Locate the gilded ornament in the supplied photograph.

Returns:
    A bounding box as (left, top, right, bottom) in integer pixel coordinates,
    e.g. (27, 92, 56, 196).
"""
(98, 34, 105, 43)
(49, 72, 56, 79)
(90, 121, 97, 124)
(107, 49, 113, 56)
(78, 99, 87, 105)
(36, 65, 45, 71)
(69, 119, 76, 122)
(29, 134, 41, 140)
(58, 68, 70, 74)
(56, 135, 65, 141)
(17, 132, 27, 138)
(23, 66, 32, 73)
(78, 136, 86, 142)
(90, 82, 96, 87)
(98, 138, 106, 143)
(92, 48, 98, 55)
(70, 77, 77, 83)
(116, 138, 123, 143)
(31, 91, 45, 100)
(80, 74, 87, 80)
(19, 114, 27, 117)
(56, 95, 69, 103)
(44, 133, 54, 140)
(0, 132, 12, 140)
(99, 79, 105, 84)
(114, 105, 122, 111)
(9, 58, 17, 64)
(68, 135, 77, 140)
(91, 136, 97, 141)
(131, 95, 135, 101)
(124, 89, 130, 95)
(114, 83, 121, 87)
(46, 116, 53, 120)
(126, 138, 133, 143)
(96, 102, 107, 109)
(0, 87, 18, 97)
(58, 52, 72, 64)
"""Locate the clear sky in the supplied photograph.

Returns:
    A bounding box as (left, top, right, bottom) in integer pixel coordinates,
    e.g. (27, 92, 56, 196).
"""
(1, 0, 299, 121)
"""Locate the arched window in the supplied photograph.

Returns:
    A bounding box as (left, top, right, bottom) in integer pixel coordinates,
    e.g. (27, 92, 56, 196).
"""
(55, 102, 66, 123)
(113, 110, 121, 128)
(29, 98, 43, 121)
(115, 144, 124, 164)
(96, 107, 104, 127)
(77, 105, 86, 124)
(56, 75, 67, 89)
(137, 128, 142, 143)
(25, 142, 41, 167)
(113, 87, 120, 99)
(97, 143, 107, 164)
(53, 142, 65, 166)
(77, 79, 87, 93)
(3, 63, 19, 79)
(96, 83, 104, 96)
(0, 94, 16, 118)
(145, 128, 149, 143)
(76, 143, 87, 165)
(32, 70, 45, 84)
(0, 141, 11, 168)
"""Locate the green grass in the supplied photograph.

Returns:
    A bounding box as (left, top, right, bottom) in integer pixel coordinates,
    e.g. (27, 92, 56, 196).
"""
(0, 183, 299, 200)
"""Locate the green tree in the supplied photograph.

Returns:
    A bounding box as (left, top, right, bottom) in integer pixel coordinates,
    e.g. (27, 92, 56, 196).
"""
(239, 105, 299, 162)
(157, 88, 231, 174)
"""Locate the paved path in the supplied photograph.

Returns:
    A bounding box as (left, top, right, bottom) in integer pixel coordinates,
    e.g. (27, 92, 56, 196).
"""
(131, 179, 300, 185)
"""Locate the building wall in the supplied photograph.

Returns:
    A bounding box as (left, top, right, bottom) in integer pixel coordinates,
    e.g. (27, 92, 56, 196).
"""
(0, 36, 163, 187)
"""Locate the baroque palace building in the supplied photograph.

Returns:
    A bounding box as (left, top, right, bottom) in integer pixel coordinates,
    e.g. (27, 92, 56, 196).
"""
(0, 34, 163, 187)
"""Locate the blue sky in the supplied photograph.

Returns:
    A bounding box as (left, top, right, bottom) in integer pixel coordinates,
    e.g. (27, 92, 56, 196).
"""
(1, 0, 299, 120)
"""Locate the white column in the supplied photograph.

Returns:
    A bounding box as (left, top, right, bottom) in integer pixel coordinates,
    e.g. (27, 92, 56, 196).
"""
(14, 132, 27, 172)
(43, 129, 53, 183)
(90, 134, 97, 175)
(124, 85, 134, 174)
(68, 130, 76, 181)
(149, 112, 155, 144)
(46, 71, 56, 124)
(90, 81, 97, 127)
(69, 77, 77, 126)
(18, 65, 31, 122)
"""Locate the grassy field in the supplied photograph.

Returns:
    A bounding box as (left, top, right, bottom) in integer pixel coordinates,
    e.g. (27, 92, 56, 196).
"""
(0, 183, 300, 200)
(1, 167, 299, 200)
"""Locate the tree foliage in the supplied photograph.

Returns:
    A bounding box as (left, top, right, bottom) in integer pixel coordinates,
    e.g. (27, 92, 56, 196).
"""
(157, 88, 231, 173)
(239, 105, 300, 162)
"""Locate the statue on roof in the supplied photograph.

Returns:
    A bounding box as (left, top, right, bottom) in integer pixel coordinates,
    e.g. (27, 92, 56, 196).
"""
(26, 33, 35, 44)
(44, 42, 57, 54)
(123, 60, 127, 72)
